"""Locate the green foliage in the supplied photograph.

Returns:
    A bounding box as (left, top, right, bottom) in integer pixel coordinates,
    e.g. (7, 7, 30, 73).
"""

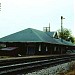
(57, 28, 75, 43)
(68, 36, 75, 43)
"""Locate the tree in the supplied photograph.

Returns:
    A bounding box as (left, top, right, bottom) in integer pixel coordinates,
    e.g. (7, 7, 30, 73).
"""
(57, 28, 75, 43)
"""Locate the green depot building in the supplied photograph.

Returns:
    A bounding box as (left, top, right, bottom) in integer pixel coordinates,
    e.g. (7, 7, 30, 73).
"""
(0, 28, 75, 56)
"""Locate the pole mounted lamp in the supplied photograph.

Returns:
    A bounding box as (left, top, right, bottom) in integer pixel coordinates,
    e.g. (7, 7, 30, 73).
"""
(0, 3, 1, 11)
(61, 16, 65, 41)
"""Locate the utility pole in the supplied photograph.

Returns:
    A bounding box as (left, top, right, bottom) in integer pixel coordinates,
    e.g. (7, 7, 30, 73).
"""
(49, 23, 50, 32)
(61, 16, 65, 42)
(0, 3, 1, 11)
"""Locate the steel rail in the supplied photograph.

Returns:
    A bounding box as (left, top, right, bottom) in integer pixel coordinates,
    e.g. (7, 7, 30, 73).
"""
(0, 54, 75, 74)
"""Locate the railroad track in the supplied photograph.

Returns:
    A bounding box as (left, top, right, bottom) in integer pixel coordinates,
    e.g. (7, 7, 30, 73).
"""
(0, 54, 75, 74)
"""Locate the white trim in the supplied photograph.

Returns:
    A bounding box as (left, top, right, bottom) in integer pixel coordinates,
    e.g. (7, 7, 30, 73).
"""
(39, 45, 41, 51)
(46, 46, 48, 51)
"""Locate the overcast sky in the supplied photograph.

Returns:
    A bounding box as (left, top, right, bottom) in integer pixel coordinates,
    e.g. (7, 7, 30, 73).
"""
(0, 0, 74, 38)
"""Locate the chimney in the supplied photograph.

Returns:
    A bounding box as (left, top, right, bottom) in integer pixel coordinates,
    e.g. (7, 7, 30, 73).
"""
(49, 23, 50, 32)
(43, 23, 50, 32)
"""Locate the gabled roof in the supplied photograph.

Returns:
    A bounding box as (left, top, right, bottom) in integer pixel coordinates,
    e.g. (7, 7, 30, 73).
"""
(45, 31, 59, 38)
(0, 28, 74, 46)
(45, 32, 55, 37)
(54, 38, 75, 46)
(0, 28, 60, 44)
(62, 39, 75, 46)
(46, 31, 74, 46)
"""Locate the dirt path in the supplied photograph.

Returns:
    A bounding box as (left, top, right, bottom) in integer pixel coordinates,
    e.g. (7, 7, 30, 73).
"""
(65, 70, 75, 75)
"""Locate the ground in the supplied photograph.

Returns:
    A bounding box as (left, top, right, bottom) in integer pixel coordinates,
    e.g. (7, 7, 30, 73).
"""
(65, 70, 75, 75)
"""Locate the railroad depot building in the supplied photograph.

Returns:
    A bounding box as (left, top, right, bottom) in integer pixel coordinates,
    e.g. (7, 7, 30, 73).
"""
(0, 28, 74, 56)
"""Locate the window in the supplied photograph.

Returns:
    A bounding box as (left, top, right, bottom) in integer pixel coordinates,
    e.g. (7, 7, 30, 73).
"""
(39, 45, 41, 51)
(46, 47, 48, 51)
(54, 47, 56, 51)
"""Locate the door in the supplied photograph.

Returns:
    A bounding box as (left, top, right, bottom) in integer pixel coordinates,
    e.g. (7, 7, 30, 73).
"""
(26, 46, 35, 55)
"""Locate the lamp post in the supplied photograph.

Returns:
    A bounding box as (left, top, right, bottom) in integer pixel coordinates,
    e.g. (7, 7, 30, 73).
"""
(61, 16, 65, 42)
(0, 3, 1, 11)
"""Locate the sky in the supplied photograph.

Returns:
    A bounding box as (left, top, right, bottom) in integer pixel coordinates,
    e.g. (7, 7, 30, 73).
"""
(0, 0, 75, 38)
